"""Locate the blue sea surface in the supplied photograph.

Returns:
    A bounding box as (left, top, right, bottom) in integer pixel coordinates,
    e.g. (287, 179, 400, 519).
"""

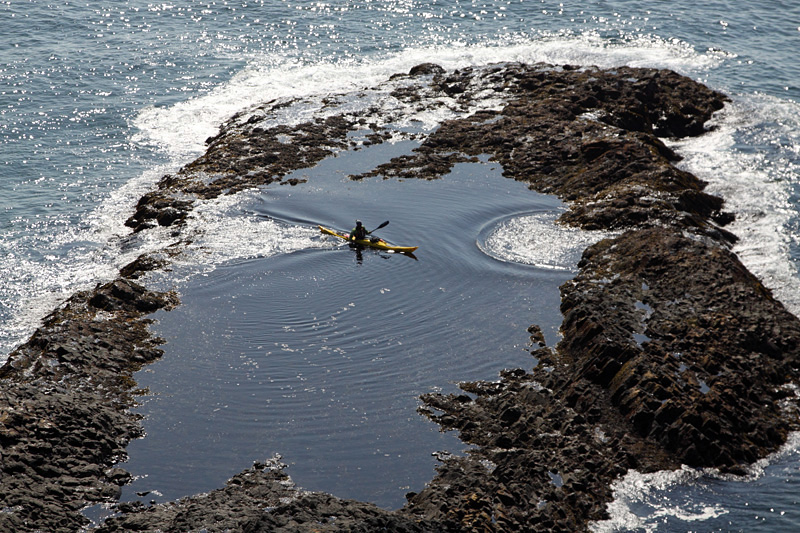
(2, 0, 800, 529)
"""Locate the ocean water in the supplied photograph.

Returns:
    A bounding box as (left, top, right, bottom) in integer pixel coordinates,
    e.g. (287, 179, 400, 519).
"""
(2, 0, 800, 529)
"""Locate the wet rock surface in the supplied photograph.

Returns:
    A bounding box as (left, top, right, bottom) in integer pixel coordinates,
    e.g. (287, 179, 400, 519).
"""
(3, 62, 800, 532)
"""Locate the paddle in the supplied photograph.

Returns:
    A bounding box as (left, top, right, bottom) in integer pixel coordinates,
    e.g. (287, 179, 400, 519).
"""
(368, 220, 389, 234)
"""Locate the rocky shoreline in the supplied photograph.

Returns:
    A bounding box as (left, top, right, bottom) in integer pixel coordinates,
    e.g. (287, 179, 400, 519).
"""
(2, 62, 799, 532)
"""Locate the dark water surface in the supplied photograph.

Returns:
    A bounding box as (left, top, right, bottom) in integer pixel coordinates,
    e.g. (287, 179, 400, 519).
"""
(121, 154, 575, 509)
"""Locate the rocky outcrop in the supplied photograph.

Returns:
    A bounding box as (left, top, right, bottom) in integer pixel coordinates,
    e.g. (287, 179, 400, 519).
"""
(124, 113, 356, 232)
(0, 279, 177, 532)
(406, 227, 800, 532)
(557, 228, 800, 469)
(97, 456, 438, 532)
(2, 62, 799, 532)
(354, 64, 731, 239)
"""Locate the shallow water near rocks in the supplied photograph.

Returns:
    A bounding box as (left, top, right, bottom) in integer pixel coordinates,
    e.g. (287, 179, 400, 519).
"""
(118, 151, 585, 510)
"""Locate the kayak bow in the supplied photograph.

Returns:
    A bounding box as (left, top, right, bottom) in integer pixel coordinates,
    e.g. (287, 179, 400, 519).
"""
(319, 225, 418, 253)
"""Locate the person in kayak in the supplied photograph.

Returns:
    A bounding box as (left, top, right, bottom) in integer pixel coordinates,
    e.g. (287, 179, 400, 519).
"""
(349, 220, 368, 241)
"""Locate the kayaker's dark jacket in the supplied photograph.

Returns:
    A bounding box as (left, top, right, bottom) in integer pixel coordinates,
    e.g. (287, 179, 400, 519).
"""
(350, 224, 368, 241)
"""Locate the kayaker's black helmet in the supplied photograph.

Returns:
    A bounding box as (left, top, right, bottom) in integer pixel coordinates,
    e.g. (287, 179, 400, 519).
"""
(355, 220, 362, 227)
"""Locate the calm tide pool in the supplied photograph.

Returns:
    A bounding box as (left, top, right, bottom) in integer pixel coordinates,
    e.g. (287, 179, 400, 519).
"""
(119, 156, 579, 510)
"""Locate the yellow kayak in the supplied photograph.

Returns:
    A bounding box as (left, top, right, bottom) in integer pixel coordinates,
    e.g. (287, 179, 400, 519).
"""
(319, 225, 418, 253)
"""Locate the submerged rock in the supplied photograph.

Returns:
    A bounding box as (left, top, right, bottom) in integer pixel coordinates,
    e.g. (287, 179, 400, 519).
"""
(2, 62, 798, 532)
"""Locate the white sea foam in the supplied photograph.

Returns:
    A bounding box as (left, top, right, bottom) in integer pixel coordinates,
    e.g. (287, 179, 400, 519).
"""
(480, 211, 616, 271)
(723, 431, 800, 482)
(665, 94, 800, 315)
(0, 162, 186, 360)
(130, 32, 721, 159)
(0, 185, 329, 362)
(590, 466, 729, 533)
(168, 188, 331, 282)
(495, 31, 725, 75)
(123, 33, 721, 279)
(591, 432, 800, 532)
(123, 33, 719, 278)
(124, 34, 711, 280)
